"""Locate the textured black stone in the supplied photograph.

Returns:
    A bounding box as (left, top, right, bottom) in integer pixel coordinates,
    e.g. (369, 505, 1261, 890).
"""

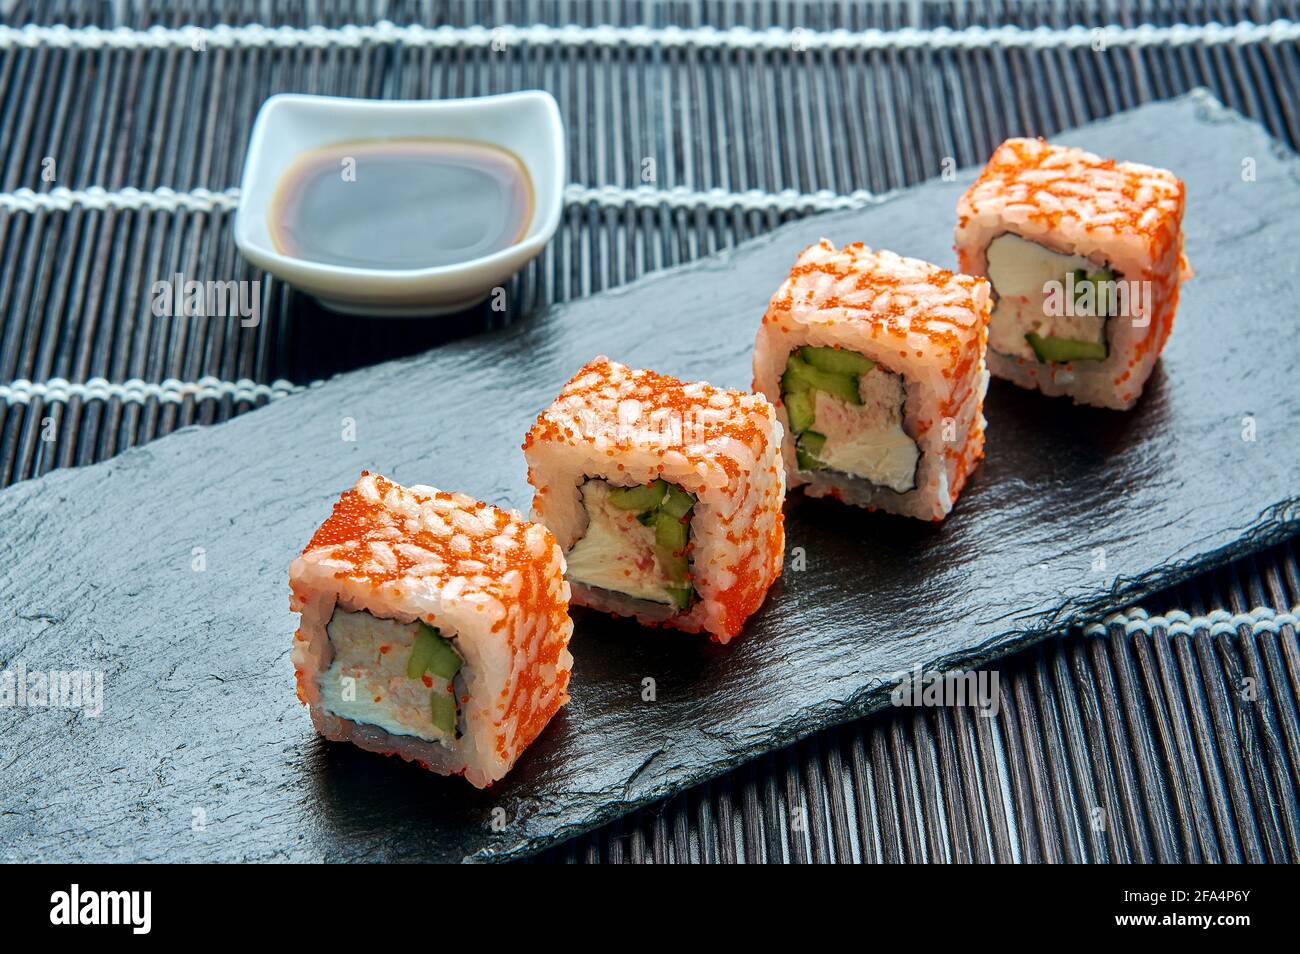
(2, 93, 1297, 862)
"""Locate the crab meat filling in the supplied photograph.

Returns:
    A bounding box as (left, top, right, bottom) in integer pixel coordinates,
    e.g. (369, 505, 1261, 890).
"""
(319, 608, 463, 743)
(810, 368, 919, 492)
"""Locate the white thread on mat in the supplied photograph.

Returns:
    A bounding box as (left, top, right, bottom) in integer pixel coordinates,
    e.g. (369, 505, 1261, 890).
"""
(0, 186, 240, 214)
(0, 376, 305, 407)
(0, 183, 888, 216)
(0, 19, 1297, 53)
(1082, 605, 1300, 638)
(564, 183, 889, 213)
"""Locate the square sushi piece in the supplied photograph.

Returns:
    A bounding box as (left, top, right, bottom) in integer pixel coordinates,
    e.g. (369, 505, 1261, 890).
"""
(753, 240, 991, 521)
(955, 138, 1190, 410)
(523, 356, 785, 644)
(289, 472, 574, 788)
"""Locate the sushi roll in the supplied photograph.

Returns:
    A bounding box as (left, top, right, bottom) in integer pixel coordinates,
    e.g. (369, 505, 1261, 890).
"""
(955, 138, 1191, 410)
(289, 472, 574, 788)
(523, 356, 785, 644)
(753, 241, 991, 521)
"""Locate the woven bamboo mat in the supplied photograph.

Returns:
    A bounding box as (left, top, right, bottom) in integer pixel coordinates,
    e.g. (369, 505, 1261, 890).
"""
(1, 0, 1297, 862)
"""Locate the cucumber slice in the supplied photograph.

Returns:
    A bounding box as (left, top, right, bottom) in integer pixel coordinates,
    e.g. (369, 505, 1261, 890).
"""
(796, 449, 824, 471)
(1086, 269, 1115, 317)
(430, 690, 457, 734)
(652, 510, 691, 586)
(405, 623, 438, 678)
(802, 364, 863, 406)
(660, 483, 695, 519)
(608, 480, 666, 512)
(1070, 267, 1117, 317)
(653, 510, 688, 555)
(800, 345, 876, 376)
(661, 553, 691, 584)
(1070, 268, 1089, 306)
(780, 364, 811, 395)
(666, 583, 694, 611)
(406, 621, 462, 681)
(795, 431, 827, 471)
(784, 389, 816, 434)
(798, 430, 827, 455)
(783, 355, 862, 405)
(1025, 332, 1108, 364)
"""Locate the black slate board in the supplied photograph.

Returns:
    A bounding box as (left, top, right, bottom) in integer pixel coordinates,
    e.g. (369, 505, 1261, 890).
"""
(2, 93, 1298, 863)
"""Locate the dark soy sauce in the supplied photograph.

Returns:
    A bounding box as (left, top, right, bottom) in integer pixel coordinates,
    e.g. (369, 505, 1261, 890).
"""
(269, 138, 534, 270)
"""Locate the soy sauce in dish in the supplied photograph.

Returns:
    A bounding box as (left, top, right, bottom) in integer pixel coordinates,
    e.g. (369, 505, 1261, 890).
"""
(268, 138, 533, 271)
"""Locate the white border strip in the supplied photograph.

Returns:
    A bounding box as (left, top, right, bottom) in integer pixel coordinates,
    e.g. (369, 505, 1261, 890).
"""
(0, 183, 887, 215)
(1083, 606, 1300, 638)
(0, 19, 1296, 53)
(0, 376, 304, 406)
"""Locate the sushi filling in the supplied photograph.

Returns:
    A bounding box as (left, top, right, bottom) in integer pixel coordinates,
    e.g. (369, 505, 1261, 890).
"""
(781, 346, 919, 493)
(985, 233, 1116, 363)
(319, 607, 464, 744)
(564, 478, 696, 610)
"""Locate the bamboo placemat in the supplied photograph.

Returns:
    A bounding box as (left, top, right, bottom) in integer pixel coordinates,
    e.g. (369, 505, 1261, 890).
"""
(1, 0, 1296, 862)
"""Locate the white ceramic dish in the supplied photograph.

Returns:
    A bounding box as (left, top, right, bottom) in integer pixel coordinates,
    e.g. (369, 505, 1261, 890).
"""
(234, 92, 565, 317)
